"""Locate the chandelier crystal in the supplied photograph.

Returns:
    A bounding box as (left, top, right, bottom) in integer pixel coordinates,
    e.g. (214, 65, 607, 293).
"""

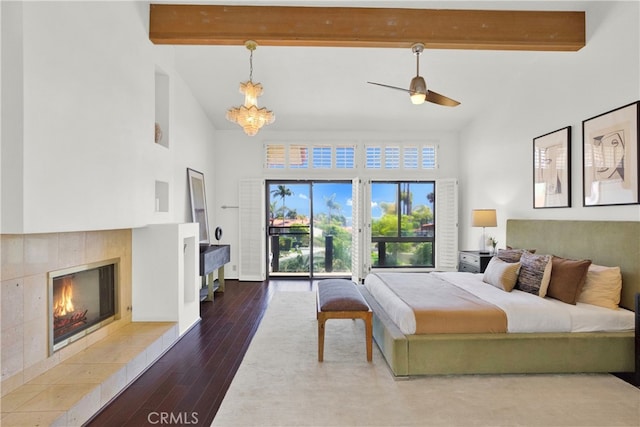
(226, 41, 275, 136)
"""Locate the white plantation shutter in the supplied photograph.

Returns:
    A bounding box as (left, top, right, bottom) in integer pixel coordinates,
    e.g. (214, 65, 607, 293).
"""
(361, 180, 372, 276)
(351, 178, 361, 283)
(365, 146, 381, 168)
(435, 178, 458, 270)
(312, 145, 332, 168)
(289, 145, 308, 169)
(403, 146, 419, 169)
(239, 179, 266, 280)
(422, 145, 437, 169)
(335, 146, 356, 169)
(265, 144, 285, 169)
(384, 146, 400, 168)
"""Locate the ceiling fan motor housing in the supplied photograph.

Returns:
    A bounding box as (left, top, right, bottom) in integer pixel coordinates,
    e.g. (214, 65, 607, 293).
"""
(409, 76, 427, 94)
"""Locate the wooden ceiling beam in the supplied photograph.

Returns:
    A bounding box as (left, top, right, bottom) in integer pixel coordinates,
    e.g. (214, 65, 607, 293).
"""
(149, 4, 585, 51)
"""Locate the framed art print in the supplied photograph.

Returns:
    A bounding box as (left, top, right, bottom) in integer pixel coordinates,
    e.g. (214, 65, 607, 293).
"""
(187, 168, 210, 244)
(533, 126, 571, 208)
(583, 101, 639, 206)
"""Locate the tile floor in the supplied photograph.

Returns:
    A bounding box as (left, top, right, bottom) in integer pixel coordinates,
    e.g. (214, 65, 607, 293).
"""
(0, 322, 178, 426)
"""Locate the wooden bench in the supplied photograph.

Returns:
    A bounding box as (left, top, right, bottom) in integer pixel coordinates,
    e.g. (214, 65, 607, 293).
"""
(316, 279, 372, 362)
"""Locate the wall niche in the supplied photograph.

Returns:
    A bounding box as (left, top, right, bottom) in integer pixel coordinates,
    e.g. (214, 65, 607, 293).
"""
(154, 68, 170, 148)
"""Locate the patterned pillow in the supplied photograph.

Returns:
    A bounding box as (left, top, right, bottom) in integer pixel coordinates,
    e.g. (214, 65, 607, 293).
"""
(546, 256, 592, 305)
(506, 246, 536, 253)
(496, 248, 524, 263)
(515, 251, 552, 297)
(482, 257, 521, 292)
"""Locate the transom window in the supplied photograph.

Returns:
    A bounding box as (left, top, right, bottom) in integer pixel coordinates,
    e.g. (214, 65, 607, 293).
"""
(264, 143, 437, 170)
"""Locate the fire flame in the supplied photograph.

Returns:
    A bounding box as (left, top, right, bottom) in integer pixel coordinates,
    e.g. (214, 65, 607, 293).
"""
(54, 277, 75, 316)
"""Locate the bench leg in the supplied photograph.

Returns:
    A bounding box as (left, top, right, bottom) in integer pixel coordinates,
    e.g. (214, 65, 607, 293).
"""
(318, 315, 326, 362)
(365, 313, 373, 362)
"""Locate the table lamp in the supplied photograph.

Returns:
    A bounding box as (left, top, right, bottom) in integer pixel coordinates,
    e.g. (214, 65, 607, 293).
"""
(472, 209, 497, 253)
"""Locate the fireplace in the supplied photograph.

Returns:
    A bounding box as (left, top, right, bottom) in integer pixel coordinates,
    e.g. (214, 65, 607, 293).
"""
(48, 258, 120, 354)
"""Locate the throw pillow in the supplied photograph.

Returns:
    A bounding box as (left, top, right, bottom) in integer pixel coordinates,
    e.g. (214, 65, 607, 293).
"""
(515, 251, 552, 297)
(577, 264, 622, 310)
(506, 246, 537, 253)
(496, 249, 524, 263)
(546, 256, 592, 305)
(482, 257, 521, 292)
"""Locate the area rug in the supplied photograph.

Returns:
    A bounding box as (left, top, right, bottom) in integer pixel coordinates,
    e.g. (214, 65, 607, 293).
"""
(212, 291, 639, 426)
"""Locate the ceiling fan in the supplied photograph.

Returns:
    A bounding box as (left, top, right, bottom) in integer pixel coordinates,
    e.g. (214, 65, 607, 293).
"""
(367, 43, 460, 107)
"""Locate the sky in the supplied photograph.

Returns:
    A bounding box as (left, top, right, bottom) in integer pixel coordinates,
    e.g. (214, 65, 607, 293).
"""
(269, 182, 352, 226)
(370, 182, 435, 219)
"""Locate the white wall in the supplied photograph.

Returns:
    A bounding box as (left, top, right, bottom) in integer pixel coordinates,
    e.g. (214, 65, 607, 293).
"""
(1, 1, 217, 234)
(1, 2, 24, 231)
(213, 129, 459, 278)
(3, 1, 637, 270)
(458, 1, 640, 250)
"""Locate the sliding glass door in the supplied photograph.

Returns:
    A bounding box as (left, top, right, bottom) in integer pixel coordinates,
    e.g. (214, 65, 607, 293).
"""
(311, 182, 353, 276)
(268, 182, 311, 276)
(370, 181, 436, 268)
(267, 181, 352, 278)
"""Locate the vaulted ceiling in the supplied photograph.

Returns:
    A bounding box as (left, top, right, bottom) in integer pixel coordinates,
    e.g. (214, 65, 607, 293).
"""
(150, 1, 591, 133)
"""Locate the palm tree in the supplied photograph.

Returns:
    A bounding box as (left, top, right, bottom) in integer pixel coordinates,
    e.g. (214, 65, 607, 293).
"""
(271, 185, 293, 226)
(400, 183, 413, 215)
(269, 200, 278, 225)
(427, 192, 435, 204)
(324, 193, 341, 226)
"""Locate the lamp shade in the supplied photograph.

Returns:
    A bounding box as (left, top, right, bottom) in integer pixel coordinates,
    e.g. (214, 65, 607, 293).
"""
(471, 209, 497, 227)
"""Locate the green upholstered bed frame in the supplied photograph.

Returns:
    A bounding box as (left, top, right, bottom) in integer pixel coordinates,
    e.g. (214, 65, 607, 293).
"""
(362, 219, 639, 377)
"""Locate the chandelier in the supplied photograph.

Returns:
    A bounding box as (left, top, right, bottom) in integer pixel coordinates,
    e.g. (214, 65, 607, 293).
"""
(226, 41, 275, 136)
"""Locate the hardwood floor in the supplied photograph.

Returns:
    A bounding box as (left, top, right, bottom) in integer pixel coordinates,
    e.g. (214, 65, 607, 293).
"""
(85, 279, 312, 427)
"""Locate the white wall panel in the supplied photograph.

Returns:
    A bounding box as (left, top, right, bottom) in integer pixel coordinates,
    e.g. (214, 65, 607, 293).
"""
(458, 1, 640, 250)
(1, 2, 217, 234)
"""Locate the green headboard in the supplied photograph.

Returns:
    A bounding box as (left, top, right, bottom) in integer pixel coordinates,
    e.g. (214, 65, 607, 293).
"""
(506, 219, 639, 311)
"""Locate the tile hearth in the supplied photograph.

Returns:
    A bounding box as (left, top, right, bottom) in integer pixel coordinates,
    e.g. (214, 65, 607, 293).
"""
(0, 322, 178, 426)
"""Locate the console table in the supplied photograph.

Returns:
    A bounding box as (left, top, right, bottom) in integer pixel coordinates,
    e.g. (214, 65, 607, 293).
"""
(200, 244, 230, 301)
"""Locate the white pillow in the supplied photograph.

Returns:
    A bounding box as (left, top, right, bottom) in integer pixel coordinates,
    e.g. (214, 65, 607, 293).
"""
(482, 257, 521, 292)
(577, 264, 622, 310)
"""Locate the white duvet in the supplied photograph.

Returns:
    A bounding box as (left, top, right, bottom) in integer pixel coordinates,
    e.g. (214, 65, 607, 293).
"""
(364, 271, 635, 335)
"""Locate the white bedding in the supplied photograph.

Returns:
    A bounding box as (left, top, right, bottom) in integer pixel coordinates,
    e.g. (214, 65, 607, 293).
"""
(364, 271, 635, 335)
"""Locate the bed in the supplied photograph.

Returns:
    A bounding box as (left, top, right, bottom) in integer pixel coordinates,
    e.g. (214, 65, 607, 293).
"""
(360, 219, 639, 376)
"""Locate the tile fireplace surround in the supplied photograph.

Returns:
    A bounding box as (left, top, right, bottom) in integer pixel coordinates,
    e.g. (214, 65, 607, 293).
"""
(1, 230, 180, 425)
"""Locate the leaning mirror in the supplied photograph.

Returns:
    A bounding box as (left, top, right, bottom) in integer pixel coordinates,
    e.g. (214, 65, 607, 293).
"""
(187, 168, 210, 244)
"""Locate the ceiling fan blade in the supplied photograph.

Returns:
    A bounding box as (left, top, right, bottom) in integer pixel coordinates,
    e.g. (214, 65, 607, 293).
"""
(367, 81, 411, 94)
(425, 90, 460, 107)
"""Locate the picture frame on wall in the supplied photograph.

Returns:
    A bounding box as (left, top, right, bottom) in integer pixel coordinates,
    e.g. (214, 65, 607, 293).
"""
(187, 168, 210, 244)
(533, 126, 571, 208)
(583, 101, 640, 207)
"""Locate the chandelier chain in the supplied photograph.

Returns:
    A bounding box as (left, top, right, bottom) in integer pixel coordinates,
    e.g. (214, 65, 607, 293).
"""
(249, 49, 254, 82)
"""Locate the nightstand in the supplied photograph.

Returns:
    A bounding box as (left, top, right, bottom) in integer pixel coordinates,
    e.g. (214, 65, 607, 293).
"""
(458, 250, 493, 273)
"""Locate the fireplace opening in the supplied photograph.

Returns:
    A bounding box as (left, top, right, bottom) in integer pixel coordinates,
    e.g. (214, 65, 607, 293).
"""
(48, 258, 119, 354)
